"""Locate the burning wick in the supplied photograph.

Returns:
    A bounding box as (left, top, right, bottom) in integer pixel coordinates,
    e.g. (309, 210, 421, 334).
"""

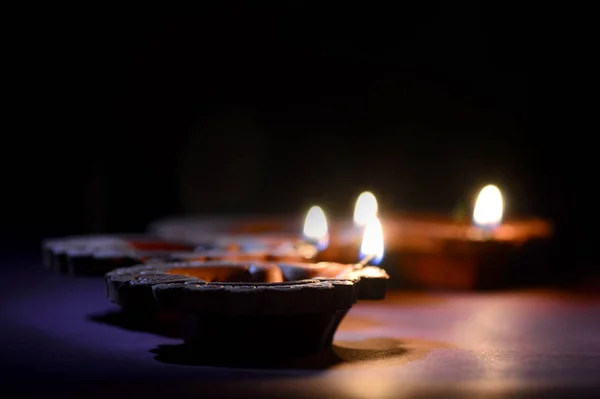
(343, 215, 388, 284)
(297, 205, 329, 259)
(355, 216, 384, 270)
(356, 253, 375, 268)
(471, 184, 504, 240)
(350, 191, 379, 267)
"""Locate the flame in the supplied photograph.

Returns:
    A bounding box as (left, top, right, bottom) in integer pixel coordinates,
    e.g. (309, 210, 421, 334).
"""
(353, 191, 378, 226)
(359, 216, 384, 265)
(473, 184, 504, 229)
(303, 206, 329, 250)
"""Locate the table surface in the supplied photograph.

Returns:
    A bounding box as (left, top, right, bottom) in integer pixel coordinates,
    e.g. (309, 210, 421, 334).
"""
(1, 254, 599, 398)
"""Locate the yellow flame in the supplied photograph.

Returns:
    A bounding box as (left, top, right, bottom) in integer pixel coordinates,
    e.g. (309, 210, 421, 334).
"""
(473, 184, 504, 229)
(303, 206, 329, 250)
(359, 216, 384, 264)
(353, 191, 378, 226)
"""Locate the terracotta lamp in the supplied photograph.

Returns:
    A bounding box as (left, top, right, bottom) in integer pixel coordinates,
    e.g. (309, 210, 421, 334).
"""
(105, 232, 388, 358)
(321, 186, 552, 290)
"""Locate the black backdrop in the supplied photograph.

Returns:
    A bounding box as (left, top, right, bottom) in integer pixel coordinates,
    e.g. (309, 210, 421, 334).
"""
(1, 7, 582, 281)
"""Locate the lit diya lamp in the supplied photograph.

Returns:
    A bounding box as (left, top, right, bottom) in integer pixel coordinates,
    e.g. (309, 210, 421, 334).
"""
(308, 185, 550, 289)
(266, 205, 330, 260)
(104, 222, 388, 358)
(193, 205, 331, 262)
(390, 184, 553, 290)
(148, 206, 330, 254)
(339, 215, 389, 299)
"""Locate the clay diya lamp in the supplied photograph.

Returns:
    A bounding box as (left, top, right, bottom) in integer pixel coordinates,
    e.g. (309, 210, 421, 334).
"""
(105, 260, 389, 357)
(386, 186, 552, 290)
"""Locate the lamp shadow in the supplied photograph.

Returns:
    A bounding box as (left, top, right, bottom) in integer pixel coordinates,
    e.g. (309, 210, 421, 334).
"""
(150, 337, 410, 370)
(87, 310, 181, 338)
(89, 310, 443, 371)
(87, 309, 384, 340)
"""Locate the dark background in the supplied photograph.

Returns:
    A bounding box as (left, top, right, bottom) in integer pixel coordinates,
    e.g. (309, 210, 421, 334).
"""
(1, 7, 582, 282)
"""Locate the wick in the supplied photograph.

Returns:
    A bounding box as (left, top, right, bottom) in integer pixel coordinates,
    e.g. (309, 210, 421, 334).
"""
(355, 253, 375, 269)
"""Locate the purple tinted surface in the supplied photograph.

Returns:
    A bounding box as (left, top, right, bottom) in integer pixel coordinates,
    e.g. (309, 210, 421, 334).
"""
(1, 254, 600, 399)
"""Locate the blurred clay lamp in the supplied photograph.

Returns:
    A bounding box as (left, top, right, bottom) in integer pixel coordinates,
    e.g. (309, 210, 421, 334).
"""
(392, 183, 553, 290)
(268, 205, 330, 261)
